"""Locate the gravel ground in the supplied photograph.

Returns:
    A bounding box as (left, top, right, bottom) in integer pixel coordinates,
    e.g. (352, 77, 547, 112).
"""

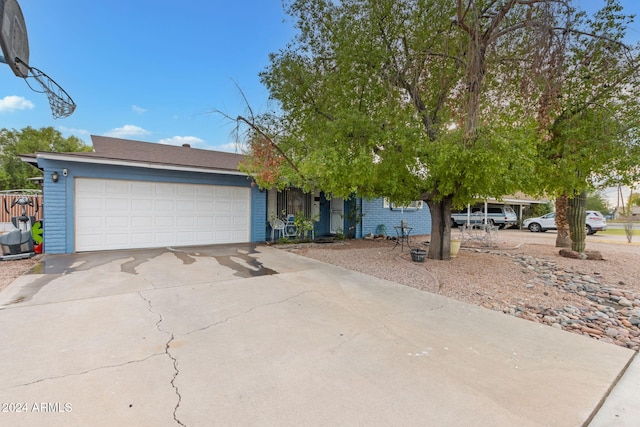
(0, 255, 42, 293)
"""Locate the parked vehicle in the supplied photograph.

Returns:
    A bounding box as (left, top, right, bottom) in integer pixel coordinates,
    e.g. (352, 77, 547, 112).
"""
(522, 210, 607, 235)
(451, 204, 518, 229)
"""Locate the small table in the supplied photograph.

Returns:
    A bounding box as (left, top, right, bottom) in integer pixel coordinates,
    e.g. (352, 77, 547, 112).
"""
(392, 226, 412, 251)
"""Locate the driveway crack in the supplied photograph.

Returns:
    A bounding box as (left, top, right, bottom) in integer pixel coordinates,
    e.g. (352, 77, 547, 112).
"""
(0, 354, 165, 391)
(139, 292, 185, 426)
(184, 290, 316, 336)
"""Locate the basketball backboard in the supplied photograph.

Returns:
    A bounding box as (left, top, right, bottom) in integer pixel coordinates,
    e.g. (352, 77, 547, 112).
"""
(0, 0, 29, 77)
(1, 0, 75, 118)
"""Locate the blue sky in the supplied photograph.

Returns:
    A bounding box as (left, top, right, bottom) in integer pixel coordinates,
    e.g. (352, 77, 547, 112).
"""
(1, 0, 296, 152)
(2, 1, 639, 153)
(1, 1, 640, 208)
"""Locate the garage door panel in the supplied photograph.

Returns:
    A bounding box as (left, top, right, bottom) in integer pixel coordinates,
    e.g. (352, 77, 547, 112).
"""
(153, 199, 175, 212)
(76, 196, 104, 208)
(105, 198, 129, 210)
(177, 185, 196, 197)
(176, 216, 196, 227)
(197, 200, 214, 211)
(149, 230, 176, 245)
(76, 178, 250, 251)
(106, 181, 129, 193)
(155, 184, 175, 196)
(154, 216, 175, 227)
(129, 232, 154, 246)
(216, 201, 233, 213)
(197, 216, 214, 226)
(106, 216, 129, 228)
(197, 186, 215, 197)
(76, 216, 103, 228)
(196, 231, 214, 241)
(76, 179, 104, 192)
(177, 200, 195, 211)
(234, 217, 249, 227)
(215, 216, 232, 227)
(106, 233, 130, 246)
(132, 199, 154, 211)
(131, 181, 153, 194)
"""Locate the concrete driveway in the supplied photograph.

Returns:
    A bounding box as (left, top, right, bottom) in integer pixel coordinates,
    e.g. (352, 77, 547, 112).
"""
(0, 244, 636, 426)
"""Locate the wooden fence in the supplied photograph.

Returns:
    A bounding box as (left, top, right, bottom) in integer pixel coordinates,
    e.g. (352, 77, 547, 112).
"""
(0, 191, 43, 224)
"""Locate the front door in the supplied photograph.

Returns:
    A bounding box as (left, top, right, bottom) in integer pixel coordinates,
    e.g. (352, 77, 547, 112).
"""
(330, 198, 344, 234)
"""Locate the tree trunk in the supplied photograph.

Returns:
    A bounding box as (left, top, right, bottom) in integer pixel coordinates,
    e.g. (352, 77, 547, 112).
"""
(568, 190, 587, 253)
(555, 193, 571, 248)
(426, 196, 453, 260)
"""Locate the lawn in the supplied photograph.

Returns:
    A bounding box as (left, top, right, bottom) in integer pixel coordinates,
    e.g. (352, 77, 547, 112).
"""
(601, 228, 640, 236)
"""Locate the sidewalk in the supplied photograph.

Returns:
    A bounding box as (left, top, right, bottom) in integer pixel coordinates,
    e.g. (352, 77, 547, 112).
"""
(589, 351, 640, 426)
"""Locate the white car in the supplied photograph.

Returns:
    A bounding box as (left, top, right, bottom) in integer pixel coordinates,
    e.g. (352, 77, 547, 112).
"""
(523, 211, 607, 235)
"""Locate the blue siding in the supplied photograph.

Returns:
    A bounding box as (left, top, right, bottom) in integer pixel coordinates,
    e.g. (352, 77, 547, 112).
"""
(37, 159, 266, 254)
(250, 186, 267, 242)
(41, 167, 68, 254)
(360, 198, 432, 238)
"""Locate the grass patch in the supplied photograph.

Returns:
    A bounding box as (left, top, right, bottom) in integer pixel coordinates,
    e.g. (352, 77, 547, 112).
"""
(601, 228, 640, 236)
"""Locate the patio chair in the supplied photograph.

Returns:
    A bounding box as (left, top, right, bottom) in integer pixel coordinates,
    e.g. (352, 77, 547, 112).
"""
(270, 218, 286, 241)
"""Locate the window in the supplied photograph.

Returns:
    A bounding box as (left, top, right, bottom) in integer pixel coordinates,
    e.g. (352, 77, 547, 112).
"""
(383, 198, 423, 210)
(277, 188, 312, 217)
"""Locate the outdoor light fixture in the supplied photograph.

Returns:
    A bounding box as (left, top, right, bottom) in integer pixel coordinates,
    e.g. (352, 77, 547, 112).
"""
(51, 171, 59, 183)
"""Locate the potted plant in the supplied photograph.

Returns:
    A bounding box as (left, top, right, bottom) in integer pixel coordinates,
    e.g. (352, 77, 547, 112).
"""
(410, 248, 426, 262)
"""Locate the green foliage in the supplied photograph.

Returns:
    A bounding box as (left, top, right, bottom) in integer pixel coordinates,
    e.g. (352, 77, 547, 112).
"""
(529, 202, 554, 218)
(254, 0, 541, 208)
(292, 211, 315, 240)
(0, 127, 91, 190)
(530, 1, 640, 199)
(585, 191, 610, 213)
(239, 0, 640, 258)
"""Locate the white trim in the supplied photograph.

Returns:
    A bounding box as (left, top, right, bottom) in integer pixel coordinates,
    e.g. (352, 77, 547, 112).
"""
(32, 153, 248, 176)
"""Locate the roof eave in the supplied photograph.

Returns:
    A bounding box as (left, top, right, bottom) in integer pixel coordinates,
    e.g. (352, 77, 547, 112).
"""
(33, 152, 248, 177)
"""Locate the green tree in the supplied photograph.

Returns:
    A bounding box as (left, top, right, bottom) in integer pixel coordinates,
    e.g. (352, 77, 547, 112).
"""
(241, 0, 555, 260)
(0, 127, 91, 190)
(585, 191, 610, 213)
(524, 0, 640, 253)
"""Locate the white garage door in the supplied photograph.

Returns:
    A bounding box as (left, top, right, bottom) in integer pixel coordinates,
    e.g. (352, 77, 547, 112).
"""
(75, 178, 250, 252)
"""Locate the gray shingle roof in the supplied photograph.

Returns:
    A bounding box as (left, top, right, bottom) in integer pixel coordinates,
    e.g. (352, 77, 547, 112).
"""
(81, 136, 245, 172)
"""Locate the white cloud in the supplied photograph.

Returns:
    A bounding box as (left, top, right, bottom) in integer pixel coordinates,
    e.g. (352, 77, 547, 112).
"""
(104, 125, 151, 138)
(58, 125, 91, 136)
(132, 105, 147, 114)
(0, 95, 34, 112)
(211, 141, 246, 153)
(157, 135, 206, 148)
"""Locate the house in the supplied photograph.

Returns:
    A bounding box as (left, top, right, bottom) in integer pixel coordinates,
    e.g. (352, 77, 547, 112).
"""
(21, 136, 432, 254)
(21, 136, 266, 254)
(266, 189, 431, 240)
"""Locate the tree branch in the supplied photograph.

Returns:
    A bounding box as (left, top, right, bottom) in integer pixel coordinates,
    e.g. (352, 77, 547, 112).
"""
(235, 115, 305, 180)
